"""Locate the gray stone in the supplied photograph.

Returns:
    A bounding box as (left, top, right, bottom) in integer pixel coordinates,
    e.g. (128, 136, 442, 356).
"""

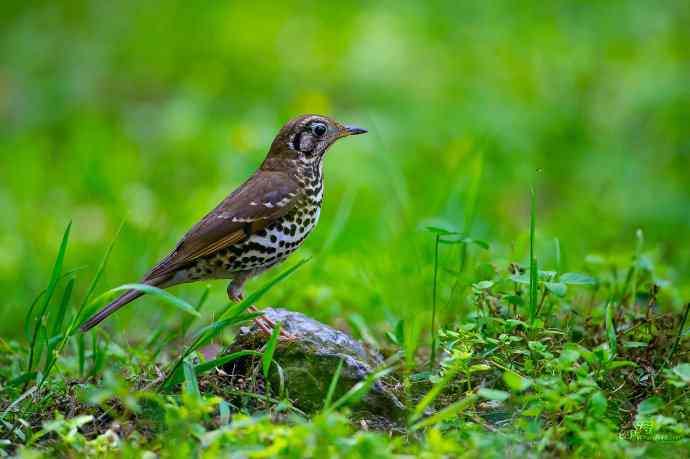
(224, 308, 405, 422)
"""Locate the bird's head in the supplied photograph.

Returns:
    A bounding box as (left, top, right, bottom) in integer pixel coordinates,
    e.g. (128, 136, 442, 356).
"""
(262, 114, 367, 170)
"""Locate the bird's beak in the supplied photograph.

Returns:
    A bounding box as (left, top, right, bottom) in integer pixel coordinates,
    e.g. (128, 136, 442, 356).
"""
(342, 125, 368, 136)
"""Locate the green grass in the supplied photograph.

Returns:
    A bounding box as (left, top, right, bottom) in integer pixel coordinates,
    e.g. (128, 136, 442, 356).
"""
(2, 195, 690, 458)
(2, 0, 690, 457)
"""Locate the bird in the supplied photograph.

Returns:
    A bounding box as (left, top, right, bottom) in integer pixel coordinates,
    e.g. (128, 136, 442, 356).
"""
(80, 114, 367, 335)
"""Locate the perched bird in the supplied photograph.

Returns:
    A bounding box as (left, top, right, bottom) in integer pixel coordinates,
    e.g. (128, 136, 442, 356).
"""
(80, 114, 367, 334)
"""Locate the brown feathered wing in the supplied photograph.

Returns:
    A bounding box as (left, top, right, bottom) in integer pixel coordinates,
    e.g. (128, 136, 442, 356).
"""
(145, 171, 302, 282)
(80, 171, 302, 331)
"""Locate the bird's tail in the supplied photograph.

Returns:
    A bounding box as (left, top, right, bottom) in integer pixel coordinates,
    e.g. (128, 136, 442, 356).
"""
(80, 288, 145, 332)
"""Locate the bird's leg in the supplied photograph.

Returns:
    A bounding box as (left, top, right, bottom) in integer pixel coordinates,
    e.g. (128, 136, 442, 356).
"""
(227, 274, 250, 304)
(227, 278, 296, 340)
(227, 278, 271, 333)
(246, 304, 274, 336)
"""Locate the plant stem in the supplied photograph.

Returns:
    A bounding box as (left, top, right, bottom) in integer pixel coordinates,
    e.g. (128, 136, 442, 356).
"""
(430, 234, 440, 370)
(459, 242, 467, 273)
(536, 288, 549, 317)
(630, 229, 644, 307)
(664, 302, 690, 367)
(528, 187, 537, 330)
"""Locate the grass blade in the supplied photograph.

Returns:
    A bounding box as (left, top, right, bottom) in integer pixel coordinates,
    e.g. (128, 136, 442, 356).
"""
(42, 278, 75, 374)
(50, 278, 74, 338)
(76, 222, 124, 319)
(181, 285, 211, 335)
(23, 267, 85, 340)
(192, 313, 262, 354)
(196, 351, 262, 376)
(151, 285, 213, 358)
(40, 226, 121, 386)
(189, 313, 260, 343)
(329, 366, 394, 411)
(528, 187, 538, 326)
(323, 358, 344, 410)
(664, 302, 690, 367)
(410, 360, 464, 424)
(23, 290, 45, 342)
(166, 350, 262, 387)
(219, 400, 231, 425)
(90, 330, 105, 377)
(33, 325, 48, 373)
(26, 221, 71, 375)
(605, 302, 617, 358)
(81, 283, 200, 325)
(0, 386, 37, 422)
(411, 392, 477, 431)
(78, 334, 86, 376)
(430, 233, 440, 370)
(183, 361, 200, 398)
(262, 321, 281, 379)
(629, 229, 644, 306)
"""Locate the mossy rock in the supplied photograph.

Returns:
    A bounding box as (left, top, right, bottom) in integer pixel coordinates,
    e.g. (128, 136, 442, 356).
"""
(224, 308, 405, 423)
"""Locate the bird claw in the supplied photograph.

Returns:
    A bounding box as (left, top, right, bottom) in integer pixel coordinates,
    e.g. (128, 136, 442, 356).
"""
(247, 305, 297, 341)
(276, 328, 298, 342)
(256, 317, 298, 342)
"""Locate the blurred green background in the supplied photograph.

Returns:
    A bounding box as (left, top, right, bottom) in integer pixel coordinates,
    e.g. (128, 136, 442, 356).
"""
(1, 0, 689, 339)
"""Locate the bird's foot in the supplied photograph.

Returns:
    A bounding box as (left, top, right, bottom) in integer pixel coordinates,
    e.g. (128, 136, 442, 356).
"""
(229, 286, 296, 341)
(247, 305, 297, 341)
(227, 284, 245, 304)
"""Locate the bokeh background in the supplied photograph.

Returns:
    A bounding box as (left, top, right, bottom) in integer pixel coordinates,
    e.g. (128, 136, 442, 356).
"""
(1, 0, 689, 339)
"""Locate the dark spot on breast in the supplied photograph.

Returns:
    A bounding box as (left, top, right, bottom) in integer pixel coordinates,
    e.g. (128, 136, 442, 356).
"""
(257, 229, 267, 237)
(270, 235, 277, 243)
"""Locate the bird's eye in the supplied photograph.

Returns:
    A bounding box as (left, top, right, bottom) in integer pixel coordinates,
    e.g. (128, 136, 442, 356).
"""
(311, 123, 327, 137)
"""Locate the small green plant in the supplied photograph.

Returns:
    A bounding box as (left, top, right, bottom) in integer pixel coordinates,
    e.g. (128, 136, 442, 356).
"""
(3, 201, 689, 459)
